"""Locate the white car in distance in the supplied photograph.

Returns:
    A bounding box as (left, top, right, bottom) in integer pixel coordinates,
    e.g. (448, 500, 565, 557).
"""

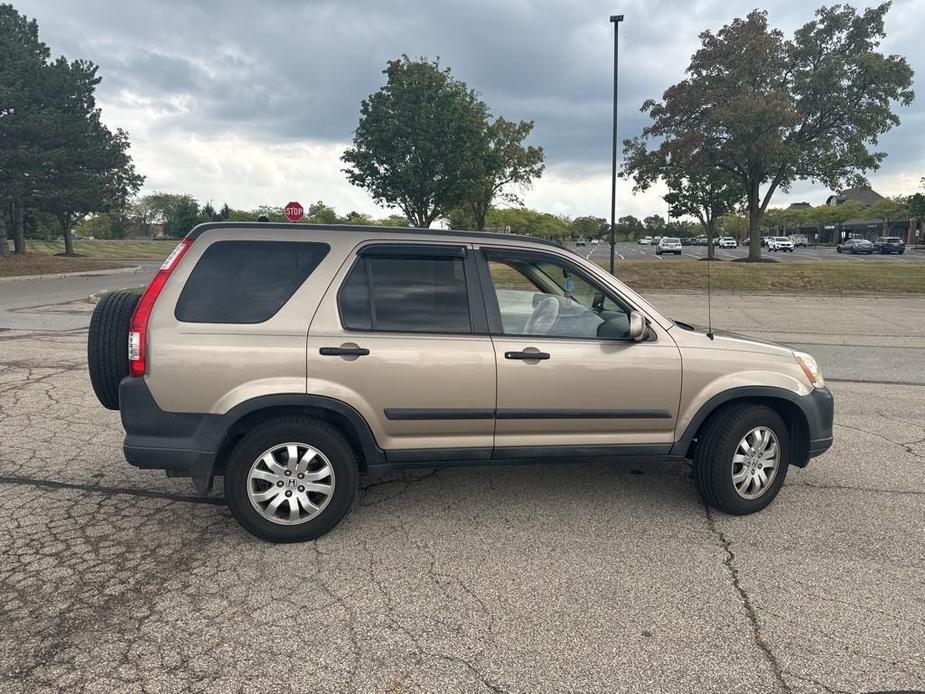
(656, 237, 682, 255)
(718, 237, 738, 249)
(767, 236, 795, 252)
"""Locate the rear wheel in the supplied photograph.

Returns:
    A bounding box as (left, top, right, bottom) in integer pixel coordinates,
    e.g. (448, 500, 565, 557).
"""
(87, 290, 140, 410)
(225, 417, 358, 542)
(694, 403, 790, 515)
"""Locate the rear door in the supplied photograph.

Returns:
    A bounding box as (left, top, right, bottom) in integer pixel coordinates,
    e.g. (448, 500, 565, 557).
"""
(307, 242, 496, 461)
(476, 245, 682, 457)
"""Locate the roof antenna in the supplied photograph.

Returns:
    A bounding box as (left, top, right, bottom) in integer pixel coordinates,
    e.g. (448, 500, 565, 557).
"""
(706, 236, 715, 340)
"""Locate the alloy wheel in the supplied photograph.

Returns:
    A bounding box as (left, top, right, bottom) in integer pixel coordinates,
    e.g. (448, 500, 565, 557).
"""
(246, 442, 335, 525)
(731, 426, 780, 500)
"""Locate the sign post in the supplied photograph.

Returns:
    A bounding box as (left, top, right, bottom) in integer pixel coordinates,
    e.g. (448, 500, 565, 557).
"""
(284, 202, 304, 223)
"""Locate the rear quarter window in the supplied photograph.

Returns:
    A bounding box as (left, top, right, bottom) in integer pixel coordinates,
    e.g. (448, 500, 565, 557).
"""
(175, 240, 329, 323)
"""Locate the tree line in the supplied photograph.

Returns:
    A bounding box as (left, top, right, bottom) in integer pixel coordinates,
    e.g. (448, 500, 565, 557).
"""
(2, 3, 917, 260)
(0, 4, 142, 257)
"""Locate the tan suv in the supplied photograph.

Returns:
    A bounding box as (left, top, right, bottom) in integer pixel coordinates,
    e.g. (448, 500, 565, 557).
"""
(88, 223, 833, 542)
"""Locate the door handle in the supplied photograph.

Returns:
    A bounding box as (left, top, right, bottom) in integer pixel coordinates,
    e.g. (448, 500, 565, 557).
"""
(319, 346, 370, 357)
(504, 350, 550, 360)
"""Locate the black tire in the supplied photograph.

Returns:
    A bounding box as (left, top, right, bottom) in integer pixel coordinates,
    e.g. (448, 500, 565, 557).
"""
(225, 417, 359, 543)
(693, 403, 790, 515)
(87, 290, 140, 410)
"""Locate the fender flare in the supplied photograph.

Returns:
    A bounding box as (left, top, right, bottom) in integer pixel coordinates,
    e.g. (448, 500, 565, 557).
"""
(204, 394, 386, 467)
(669, 386, 826, 464)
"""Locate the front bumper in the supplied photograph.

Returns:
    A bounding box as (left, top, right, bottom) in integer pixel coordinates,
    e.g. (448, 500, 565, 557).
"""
(805, 386, 834, 458)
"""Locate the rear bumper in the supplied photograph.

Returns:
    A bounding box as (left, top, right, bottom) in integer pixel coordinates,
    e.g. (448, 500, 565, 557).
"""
(120, 377, 218, 481)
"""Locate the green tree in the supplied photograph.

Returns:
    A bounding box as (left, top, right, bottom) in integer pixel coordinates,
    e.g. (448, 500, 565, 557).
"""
(624, 4, 914, 261)
(570, 216, 607, 240)
(866, 196, 910, 235)
(463, 117, 544, 230)
(0, 4, 49, 255)
(643, 214, 666, 235)
(343, 210, 372, 225)
(663, 169, 742, 259)
(139, 193, 201, 237)
(342, 56, 488, 227)
(617, 215, 644, 240)
(39, 58, 143, 255)
(306, 200, 339, 224)
(484, 207, 569, 239)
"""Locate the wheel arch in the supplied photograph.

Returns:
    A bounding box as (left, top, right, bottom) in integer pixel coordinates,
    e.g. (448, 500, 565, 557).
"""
(672, 387, 811, 467)
(208, 395, 385, 476)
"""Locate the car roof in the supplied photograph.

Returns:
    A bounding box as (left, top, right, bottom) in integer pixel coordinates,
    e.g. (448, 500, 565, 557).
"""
(185, 221, 568, 250)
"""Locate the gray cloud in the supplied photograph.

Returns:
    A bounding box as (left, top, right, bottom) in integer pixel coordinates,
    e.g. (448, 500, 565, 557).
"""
(14, 0, 925, 204)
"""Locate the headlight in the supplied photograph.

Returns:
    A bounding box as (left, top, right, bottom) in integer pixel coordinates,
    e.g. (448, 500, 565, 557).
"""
(794, 351, 824, 388)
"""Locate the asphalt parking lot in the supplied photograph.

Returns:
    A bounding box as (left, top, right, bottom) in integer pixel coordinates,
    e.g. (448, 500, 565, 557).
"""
(1, 274, 923, 692)
(570, 240, 924, 263)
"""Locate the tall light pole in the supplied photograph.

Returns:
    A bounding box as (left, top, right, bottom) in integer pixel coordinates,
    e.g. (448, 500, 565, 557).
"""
(609, 14, 624, 274)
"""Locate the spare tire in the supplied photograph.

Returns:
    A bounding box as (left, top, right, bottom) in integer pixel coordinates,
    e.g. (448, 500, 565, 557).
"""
(88, 290, 141, 410)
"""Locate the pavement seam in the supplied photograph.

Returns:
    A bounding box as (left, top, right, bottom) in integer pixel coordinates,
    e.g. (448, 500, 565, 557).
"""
(788, 481, 925, 496)
(0, 474, 225, 506)
(704, 505, 791, 693)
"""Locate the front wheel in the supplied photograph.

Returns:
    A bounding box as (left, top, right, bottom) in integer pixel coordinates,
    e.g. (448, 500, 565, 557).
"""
(693, 404, 790, 515)
(225, 417, 358, 542)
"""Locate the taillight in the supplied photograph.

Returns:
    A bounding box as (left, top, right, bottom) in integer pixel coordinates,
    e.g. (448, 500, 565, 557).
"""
(128, 239, 192, 377)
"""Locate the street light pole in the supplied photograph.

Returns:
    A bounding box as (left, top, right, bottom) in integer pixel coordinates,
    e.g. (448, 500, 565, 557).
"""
(609, 14, 624, 275)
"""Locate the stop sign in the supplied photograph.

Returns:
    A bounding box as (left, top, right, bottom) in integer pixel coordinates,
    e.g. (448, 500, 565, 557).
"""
(284, 201, 304, 222)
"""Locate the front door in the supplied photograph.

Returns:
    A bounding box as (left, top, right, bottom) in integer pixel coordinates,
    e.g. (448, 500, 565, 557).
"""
(308, 242, 496, 461)
(477, 246, 682, 456)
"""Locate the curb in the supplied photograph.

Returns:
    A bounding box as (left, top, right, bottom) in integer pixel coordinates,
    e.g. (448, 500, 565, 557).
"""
(0, 265, 142, 283)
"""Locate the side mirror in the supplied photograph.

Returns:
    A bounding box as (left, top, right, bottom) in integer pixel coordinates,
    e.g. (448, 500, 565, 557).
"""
(628, 311, 646, 341)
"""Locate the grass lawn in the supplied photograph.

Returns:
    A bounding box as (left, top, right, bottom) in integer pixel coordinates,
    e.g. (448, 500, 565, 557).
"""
(24, 238, 176, 260)
(0, 253, 127, 278)
(604, 259, 925, 294)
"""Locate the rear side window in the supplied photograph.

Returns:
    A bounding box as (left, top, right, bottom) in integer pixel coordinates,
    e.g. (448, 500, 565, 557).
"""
(338, 253, 471, 333)
(175, 241, 329, 323)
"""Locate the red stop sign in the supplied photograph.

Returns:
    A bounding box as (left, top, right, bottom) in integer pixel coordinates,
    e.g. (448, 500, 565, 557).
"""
(284, 201, 304, 222)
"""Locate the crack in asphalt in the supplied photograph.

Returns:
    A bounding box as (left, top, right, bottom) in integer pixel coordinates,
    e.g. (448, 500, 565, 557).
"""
(704, 505, 791, 693)
(0, 475, 225, 506)
(834, 423, 925, 460)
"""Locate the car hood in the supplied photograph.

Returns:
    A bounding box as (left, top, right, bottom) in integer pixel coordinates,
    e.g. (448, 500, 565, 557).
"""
(669, 323, 796, 358)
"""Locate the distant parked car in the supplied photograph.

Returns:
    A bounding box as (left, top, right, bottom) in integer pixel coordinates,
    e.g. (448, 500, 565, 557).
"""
(761, 236, 771, 247)
(591, 239, 600, 245)
(789, 234, 808, 247)
(638, 236, 653, 245)
(718, 237, 738, 249)
(873, 237, 905, 254)
(695, 236, 708, 246)
(656, 237, 682, 255)
(767, 237, 794, 252)
(837, 238, 874, 254)
(576, 239, 586, 247)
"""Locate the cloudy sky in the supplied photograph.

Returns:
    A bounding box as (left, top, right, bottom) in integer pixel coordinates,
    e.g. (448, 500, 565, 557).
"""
(16, 0, 925, 220)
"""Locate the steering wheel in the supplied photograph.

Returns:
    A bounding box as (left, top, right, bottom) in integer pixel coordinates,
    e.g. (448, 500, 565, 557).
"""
(525, 296, 560, 335)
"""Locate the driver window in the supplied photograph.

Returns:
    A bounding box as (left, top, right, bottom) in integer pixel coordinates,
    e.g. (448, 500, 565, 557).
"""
(487, 257, 631, 339)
